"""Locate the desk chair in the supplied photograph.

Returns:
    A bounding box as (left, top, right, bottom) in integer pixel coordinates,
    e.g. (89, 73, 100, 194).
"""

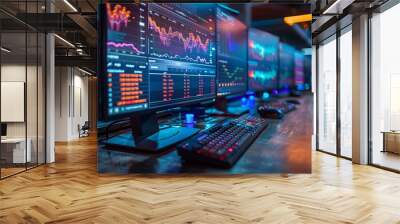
(78, 121, 90, 138)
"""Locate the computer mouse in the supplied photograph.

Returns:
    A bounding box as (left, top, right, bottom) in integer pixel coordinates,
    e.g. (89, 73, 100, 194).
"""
(257, 106, 285, 119)
(286, 99, 300, 105)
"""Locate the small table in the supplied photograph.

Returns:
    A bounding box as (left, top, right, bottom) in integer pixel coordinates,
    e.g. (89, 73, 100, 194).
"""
(382, 131, 400, 154)
(1, 138, 31, 164)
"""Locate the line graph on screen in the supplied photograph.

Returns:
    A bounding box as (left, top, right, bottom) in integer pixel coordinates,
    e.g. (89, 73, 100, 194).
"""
(148, 4, 214, 65)
(149, 17, 209, 53)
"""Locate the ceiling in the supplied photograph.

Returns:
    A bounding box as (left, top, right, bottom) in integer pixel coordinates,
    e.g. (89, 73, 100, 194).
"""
(1, 1, 313, 72)
(251, 3, 311, 50)
(311, 0, 390, 42)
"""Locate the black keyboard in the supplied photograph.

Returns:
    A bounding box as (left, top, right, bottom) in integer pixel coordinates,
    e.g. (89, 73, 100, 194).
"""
(177, 114, 268, 168)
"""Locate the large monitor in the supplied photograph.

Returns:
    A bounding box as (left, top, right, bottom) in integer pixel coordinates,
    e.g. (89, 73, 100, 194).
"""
(278, 43, 295, 90)
(216, 7, 247, 97)
(100, 3, 216, 121)
(248, 28, 279, 92)
(294, 50, 305, 91)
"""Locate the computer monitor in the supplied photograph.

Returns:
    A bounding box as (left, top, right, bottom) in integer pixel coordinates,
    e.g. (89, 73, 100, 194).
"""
(248, 28, 279, 93)
(216, 7, 247, 97)
(99, 3, 216, 121)
(1, 123, 6, 137)
(294, 50, 305, 91)
(304, 55, 312, 90)
(98, 3, 217, 151)
(278, 43, 295, 91)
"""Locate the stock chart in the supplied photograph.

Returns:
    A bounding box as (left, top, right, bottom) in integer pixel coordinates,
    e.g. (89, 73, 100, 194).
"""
(148, 4, 215, 65)
(216, 8, 247, 96)
(248, 28, 279, 92)
(147, 3, 216, 108)
(106, 3, 149, 116)
(104, 3, 216, 118)
(279, 43, 295, 89)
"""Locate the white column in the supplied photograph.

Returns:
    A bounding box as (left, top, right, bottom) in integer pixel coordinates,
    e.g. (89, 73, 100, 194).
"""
(312, 45, 317, 151)
(46, 33, 55, 163)
(352, 14, 369, 164)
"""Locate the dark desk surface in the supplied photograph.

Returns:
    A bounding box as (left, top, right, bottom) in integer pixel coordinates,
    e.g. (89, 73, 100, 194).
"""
(97, 95, 312, 174)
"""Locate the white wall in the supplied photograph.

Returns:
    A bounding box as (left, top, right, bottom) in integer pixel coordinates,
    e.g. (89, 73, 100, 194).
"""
(54, 67, 89, 141)
(1, 65, 43, 137)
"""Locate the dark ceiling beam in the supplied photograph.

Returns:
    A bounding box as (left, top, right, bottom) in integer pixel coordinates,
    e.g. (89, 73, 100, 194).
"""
(86, 0, 97, 12)
(0, 8, 38, 31)
(55, 55, 96, 69)
(292, 24, 312, 47)
(15, 13, 82, 32)
(67, 13, 97, 46)
(252, 18, 283, 27)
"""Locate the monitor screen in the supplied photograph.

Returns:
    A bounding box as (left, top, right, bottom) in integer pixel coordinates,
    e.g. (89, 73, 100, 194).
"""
(216, 8, 247, 96)
(248, 28, 279, 92)
(278, 43, 295, 89)
(102, 3, 216, 120)
(294, 50, 305, 90)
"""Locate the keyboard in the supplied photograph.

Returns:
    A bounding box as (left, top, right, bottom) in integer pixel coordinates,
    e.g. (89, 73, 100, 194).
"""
(177, 114, 268, 168)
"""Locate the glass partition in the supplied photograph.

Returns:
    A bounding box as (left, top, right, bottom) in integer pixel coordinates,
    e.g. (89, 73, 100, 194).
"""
(339, 27, 352, 158)
(317, 35, 337, 154)
(0, 1, 46, 179)
(1, 30, 28, 177)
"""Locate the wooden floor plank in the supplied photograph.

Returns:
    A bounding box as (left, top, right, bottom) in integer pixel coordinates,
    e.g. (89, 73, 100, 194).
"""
(1, 116, 400, 223)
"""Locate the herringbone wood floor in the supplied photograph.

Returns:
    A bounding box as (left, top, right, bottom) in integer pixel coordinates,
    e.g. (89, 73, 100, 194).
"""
(0, 135, 399, 224)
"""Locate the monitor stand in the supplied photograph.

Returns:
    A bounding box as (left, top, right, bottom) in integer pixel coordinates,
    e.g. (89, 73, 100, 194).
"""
(206, 95, 249, 117)
(103, 113, 199, 152)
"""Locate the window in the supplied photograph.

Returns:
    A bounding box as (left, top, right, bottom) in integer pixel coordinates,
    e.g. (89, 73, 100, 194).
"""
(339, 27, 352, 158)
(317, 36, 337, 154)
(370, 3, 400, 171)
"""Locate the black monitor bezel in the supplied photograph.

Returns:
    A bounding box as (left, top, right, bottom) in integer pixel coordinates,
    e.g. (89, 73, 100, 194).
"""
(98, 3, 217, 122)
(215, 6, 249, 99)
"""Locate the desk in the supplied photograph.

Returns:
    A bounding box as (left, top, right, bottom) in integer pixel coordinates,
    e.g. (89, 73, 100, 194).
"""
(1, 138, 31, 164)
(97, 95, 313, 174)
(382, 131, 400, 154)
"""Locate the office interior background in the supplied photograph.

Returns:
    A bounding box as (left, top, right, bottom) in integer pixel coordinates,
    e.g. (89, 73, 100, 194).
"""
(0, 0, 97, 179)
(0, 0, 400, 223)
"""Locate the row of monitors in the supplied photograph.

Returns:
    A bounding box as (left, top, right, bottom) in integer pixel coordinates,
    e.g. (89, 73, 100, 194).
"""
(99, 3, 308, 121)
(214, 6, 306, 96)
